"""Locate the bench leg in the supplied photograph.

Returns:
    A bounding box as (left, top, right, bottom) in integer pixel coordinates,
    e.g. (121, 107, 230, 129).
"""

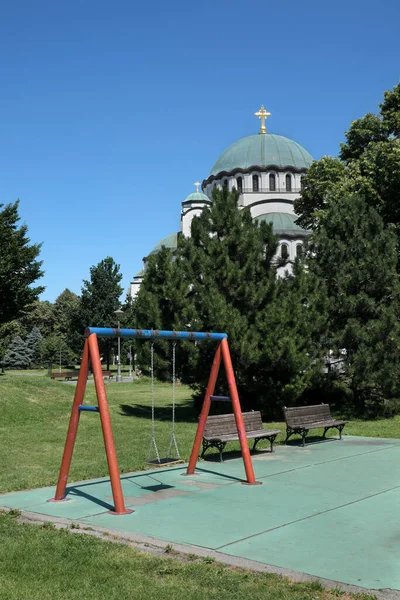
(285, 427, 294, 444)
(201, 441, 226, 462)
(337, 424, 345, 440)
(216, 442, 226, 463)
(301, 429, 308, 447)
(253, 435, 277, 453)
(323, 427, 329, 438)
(201, 440, 210, 459)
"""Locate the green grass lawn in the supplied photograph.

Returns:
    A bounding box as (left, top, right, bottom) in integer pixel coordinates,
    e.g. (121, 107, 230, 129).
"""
(1, 370, 395, 600)
(1, 370, 399, 493)
(0, 511, 375, 600)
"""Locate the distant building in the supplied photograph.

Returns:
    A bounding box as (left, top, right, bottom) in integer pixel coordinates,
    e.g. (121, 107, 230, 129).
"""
(130, 106, 312, 299)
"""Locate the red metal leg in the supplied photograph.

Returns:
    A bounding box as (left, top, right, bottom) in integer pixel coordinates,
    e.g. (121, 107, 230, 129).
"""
(220, 338, 259, 485)
(88, 334, 131, 514)
(186, 344, 222, 475)
(54, 339, 90, 501)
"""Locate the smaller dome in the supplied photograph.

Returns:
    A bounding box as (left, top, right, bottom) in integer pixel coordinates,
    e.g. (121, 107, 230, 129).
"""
(255, 213, 308, 237)
(148, 232, 178, 256)
(134, 269, 145, 278)
(184, 191, 210, 203)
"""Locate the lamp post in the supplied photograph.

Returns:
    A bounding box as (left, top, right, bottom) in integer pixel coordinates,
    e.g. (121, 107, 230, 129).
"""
(114, 308, 124, 382)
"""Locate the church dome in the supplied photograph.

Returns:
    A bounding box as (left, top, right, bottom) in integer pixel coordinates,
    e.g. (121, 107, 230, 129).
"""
(148, 232, 178, 256)
(184, 191, 210, 203)
(255, 212, 309, 237)
(210, 134, 313, 177)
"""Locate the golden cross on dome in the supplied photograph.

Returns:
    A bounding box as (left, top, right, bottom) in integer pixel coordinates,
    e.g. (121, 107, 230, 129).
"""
(254, 105, 271, 134)
(194, 181, 201, 192)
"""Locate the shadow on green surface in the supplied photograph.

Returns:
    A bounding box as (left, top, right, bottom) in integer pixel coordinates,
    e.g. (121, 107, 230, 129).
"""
(119, 402, 197, 422)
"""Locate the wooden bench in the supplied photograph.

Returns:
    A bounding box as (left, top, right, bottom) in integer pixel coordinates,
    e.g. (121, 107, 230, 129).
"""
(50, 371, 80, 380)
(202, 411, 280, 462)
(283, 404, 348, 447)
(102, 371, 114, 379)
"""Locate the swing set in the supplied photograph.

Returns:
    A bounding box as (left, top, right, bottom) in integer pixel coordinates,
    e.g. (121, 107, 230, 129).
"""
(53, 327, 260, 515)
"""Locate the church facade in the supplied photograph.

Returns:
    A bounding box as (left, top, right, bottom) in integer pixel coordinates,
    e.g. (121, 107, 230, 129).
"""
(130, 106, 313, 299)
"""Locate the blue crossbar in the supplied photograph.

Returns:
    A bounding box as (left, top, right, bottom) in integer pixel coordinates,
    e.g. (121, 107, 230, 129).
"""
(85, 327, 227, 341)
(210, 395, 231, 402)
(78, 405, 99, 412)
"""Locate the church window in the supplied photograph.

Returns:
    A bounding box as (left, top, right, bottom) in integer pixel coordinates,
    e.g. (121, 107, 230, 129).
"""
(286, 174, 292, 191)
(224, 179, 229, 189)
(269, 173, 276, 191)
(236, 177, 243, 193)
(252, 175, 259, 192)
(300, 176, 305, 191)
(296, 243, 303, 258)
(281, 243, 289, 259)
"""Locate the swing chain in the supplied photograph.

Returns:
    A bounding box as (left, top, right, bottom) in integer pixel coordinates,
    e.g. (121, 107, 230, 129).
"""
(166, 342, 180, 459)
(147, 342, 161, 463)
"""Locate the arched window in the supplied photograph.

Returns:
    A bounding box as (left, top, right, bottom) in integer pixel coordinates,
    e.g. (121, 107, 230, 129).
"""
(300, 176, 305, 191)
(224, 179, 229, 189)
(252, 174, 259, 192)
(236, 177, 243, 193)
(269, 173, 276, 191)
(296, 243, 303, 258)
(286, 174, 292, 192)
(281, 243, 289, 259)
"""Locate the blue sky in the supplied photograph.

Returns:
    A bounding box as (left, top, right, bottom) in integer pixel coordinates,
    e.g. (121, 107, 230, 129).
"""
(1, 0, 399, 302)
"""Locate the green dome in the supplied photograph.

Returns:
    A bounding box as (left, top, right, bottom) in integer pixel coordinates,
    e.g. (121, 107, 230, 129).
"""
(210, 134, 313, 176)
(148, 232, 178, 256)
(255, 213, 308, 237)
(184, 191, 210, 202)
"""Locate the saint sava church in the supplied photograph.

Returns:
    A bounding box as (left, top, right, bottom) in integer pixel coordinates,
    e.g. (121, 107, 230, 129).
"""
(130, 106, 314, 299)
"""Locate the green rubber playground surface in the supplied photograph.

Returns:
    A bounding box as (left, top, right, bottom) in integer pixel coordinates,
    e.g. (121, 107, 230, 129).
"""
(1, 435, 400, 593)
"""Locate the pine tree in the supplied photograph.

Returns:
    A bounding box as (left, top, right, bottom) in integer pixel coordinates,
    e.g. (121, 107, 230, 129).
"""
(25, 327, 43, 366)
(0, 200, 44, 326)
(135, 188, 330, 417)
(3, 336, 33, 369)
(133, 246, 197, 380)
(307, 195, 400, 415)
(177, 187, 279, 405)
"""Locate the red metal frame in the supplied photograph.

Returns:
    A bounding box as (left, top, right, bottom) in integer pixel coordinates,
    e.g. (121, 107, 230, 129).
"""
(53, 333, 259, 515)
(53, 334, 130, 514)
(186, 338, 259, 484)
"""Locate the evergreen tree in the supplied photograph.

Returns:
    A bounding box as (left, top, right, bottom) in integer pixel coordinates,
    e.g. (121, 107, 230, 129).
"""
(136, 187, 328, 416)
(25, 327, 43, 366)
(133, 246, 197, 380)
(177, 187, 279, 404)
(0, 201, 44, 326)
(74, 257, 123, 368)
(3, 336, 33, 369)
(254, 263, 329, 417)
(307, 195, 400, 415)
